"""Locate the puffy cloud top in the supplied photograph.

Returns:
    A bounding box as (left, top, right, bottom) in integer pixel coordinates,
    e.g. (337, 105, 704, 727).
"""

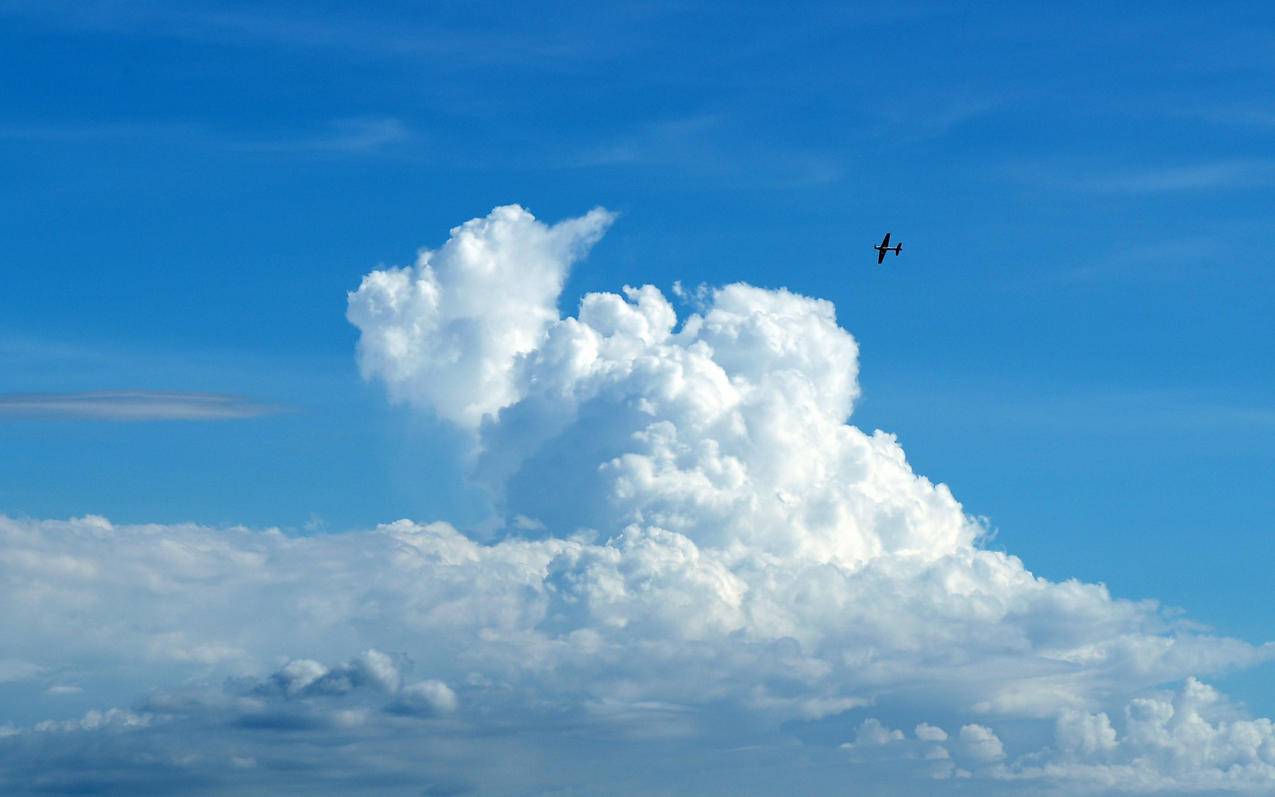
(347, 204, 615, 427)
(352, 205, 970, 567)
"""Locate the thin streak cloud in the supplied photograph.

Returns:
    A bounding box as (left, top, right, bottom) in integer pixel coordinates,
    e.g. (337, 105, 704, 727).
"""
(230, 117, 417, 154)
(1021, 159, 1275, 194)
(0, 391, 280, 421)
(0, 117, 416, 156)
(0, 0, 611, 66)
(1088, 161, 1275, 193)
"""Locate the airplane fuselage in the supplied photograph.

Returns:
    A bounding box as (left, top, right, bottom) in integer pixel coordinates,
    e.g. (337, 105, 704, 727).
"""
(874, 232, 902, 263)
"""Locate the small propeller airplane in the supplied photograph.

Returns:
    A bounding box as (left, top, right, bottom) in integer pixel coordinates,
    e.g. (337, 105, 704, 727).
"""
(874, 232, 903, 264)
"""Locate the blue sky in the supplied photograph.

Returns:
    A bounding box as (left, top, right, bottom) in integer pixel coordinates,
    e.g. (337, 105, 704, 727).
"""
(2, 2, 1274, 793)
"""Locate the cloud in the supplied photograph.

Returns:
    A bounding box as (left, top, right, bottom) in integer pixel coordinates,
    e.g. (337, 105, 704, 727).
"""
(256, 651, 401, 699)
(1022, 159, 1275, 194)
(0, 391, 279, 421)
(994, 679, 1275, 791)
(3, 205, 1274, 794)
(957, 723, 1006, 763)
(387, 681, 458, 717)
(916, 722, 949, 742)
(843, 718, 905, 750)
(836, 681, 1275, 791)
(229, 117, 417, 154)
(43, 686, 81, 696)
(1088, 161, 1275, 193)
(0, 660, 43, 684)
(33, 708, 150, 734)
(0, 1, 611, 67)
(0, 117, 416, 156)
(567, 113, 846, 188)
(347, 204, 616, 427)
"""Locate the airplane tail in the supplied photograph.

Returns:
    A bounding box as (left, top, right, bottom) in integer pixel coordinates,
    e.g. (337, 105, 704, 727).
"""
(894, 244, 903, 255)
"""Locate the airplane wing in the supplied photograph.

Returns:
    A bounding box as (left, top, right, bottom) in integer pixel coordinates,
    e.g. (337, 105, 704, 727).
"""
(879, 232, 891, 248)
(877, 248, 886, 264)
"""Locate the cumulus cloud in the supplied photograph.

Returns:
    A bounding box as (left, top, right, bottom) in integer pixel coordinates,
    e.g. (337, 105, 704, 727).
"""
(347, 204, 615, 427)
(957, 723, 1006, 763)
(388, 680, 458, 717)
(255, 650, 406, 699)
(2, 205, 1274, 795)
(916, 722, 949, 742)
(1000, 679, 1275, 789)
(844, 718, 905, 750)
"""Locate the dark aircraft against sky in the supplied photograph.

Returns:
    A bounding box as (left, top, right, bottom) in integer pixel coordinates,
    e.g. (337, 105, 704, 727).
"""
(874, 232, 903, 264)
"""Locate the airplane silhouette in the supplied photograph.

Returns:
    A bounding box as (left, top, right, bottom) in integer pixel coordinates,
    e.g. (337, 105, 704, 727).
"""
(874, 232, 902, 264)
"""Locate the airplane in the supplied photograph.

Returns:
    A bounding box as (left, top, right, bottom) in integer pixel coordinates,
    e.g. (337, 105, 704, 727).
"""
(874, 232, 903, 264)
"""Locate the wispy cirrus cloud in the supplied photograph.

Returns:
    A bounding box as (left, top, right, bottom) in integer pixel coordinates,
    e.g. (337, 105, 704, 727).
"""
(0, 391, 280, 421)
(1086, 160, 1275, 193)
(1018, 159, 1275, 194)
(229, 117, 417, 155)
(0, 116, 417, 155)
(0, 0, 616, 66)
(567, 114, 846, 188)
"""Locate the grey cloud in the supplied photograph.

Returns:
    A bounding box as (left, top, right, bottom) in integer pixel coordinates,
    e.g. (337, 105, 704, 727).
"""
(385, 681, 458, 718)
(0, 660, 43, 684)
(0, 391, 280, 421)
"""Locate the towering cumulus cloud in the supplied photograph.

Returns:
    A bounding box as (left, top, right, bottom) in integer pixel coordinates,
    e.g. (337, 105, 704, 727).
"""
(2, 205, 1273, 795)
(347, 204, 615, 427)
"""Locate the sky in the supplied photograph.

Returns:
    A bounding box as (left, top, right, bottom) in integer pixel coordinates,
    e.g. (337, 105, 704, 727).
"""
(1, 2, 1274, 795)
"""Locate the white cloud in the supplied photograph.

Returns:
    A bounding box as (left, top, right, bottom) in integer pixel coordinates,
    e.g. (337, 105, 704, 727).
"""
(239, 117, 414, 154)
(3, 205, 1274, 794)
(994, 679, 1275, 792)
(1021, 159, 1275, 194)
(957, 723, 1006, 763)
(916, 723, 949, 742)
(844, 718, 905, 749)
(1056, 708, 1119, 756)
(347, 204, 615, 427)
(43, 686, 81, 696)
(389, 680, 458, 717)
(33, 708, 151, 734)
